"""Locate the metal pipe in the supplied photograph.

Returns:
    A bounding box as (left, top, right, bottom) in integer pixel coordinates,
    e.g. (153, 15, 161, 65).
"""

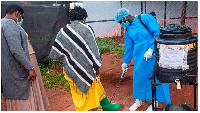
(150, 75, 155, 110)
(141, 1, 143, 14)
(194, 80, 196, 109)
(145, 1, 146, 13)
(164, 1, 167, 26)
(153, 67, 157, 111)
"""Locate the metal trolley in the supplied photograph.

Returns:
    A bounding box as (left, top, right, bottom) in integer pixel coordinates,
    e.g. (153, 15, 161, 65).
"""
(150, 69, 198, 111)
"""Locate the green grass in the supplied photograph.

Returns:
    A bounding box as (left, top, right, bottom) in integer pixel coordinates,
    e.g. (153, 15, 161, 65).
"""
(96, 38, 125, 55)
(40, 63, 70, 91)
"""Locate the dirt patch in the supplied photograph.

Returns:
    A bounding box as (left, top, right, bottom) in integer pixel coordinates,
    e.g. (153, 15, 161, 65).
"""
(44, 51, 198, 111)
(1, 51, 198, 111)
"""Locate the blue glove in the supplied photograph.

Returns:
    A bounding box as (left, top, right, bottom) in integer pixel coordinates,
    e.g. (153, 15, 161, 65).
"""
(121, 63, 128, 72)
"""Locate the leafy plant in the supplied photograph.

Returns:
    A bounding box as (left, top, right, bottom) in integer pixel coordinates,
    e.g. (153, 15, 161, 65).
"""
(40, 63, 70, 91)
(96, 38, 125, 55)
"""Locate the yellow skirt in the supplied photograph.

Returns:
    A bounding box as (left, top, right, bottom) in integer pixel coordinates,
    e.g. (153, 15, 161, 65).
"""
(63, 69, 106, 111)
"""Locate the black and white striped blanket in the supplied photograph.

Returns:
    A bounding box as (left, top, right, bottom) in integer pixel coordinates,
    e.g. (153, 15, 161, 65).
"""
(49, 21, 102, 94)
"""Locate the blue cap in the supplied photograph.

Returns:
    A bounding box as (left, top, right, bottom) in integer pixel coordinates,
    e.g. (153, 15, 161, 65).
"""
(114, 8, 130, 23)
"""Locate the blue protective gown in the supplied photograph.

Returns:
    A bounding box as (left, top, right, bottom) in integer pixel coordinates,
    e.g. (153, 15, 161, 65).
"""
(123, 14, 171, 103)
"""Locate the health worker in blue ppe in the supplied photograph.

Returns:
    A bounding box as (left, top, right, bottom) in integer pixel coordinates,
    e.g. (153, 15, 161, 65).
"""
(114, 8, 171, 111)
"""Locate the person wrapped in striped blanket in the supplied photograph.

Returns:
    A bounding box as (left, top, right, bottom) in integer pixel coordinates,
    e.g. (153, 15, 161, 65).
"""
(49, 6, 121, 111)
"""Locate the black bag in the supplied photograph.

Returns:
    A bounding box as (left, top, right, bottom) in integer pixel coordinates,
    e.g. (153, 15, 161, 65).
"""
(138, 11, 157, 35)
(163, 104, 193, 111)
(138, 16, 152, 35)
